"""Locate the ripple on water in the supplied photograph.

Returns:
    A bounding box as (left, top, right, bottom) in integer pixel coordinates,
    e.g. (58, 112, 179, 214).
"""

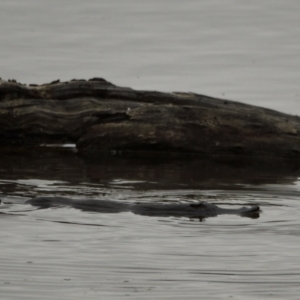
(1, 150, 300, 299)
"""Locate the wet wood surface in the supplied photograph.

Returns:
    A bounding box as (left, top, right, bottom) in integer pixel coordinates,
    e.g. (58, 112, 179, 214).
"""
(1, 78, 300, 158)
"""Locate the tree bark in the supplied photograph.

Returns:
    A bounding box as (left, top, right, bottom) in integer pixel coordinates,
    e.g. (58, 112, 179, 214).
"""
(1, 78, 300, 158)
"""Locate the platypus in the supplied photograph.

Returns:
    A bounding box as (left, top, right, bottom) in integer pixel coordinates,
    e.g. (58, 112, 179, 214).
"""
(26, 197, 260, 220)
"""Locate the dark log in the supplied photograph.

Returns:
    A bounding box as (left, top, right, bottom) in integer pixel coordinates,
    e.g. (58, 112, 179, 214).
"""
(1, 77, 300, 158)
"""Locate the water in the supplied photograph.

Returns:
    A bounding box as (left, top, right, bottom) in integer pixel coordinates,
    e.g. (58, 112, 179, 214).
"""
(1, 1, 300, 298)
(1, 0, 300, 114)
(1, 148, 300, 299)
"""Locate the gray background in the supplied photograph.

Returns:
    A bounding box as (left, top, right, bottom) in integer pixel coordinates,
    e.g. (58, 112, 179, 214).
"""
(1, 0, 299, 114)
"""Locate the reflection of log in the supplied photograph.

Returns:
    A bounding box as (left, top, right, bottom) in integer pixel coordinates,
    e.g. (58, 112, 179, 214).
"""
(0, 147, 298, 191)
(1, 78, 300, 158)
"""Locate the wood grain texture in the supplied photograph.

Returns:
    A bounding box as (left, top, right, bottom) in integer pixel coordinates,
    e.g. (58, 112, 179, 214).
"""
(1, 78, 300, 158)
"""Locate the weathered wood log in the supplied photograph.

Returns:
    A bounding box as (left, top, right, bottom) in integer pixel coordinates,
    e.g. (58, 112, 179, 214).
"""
(1, 77, 300, 158)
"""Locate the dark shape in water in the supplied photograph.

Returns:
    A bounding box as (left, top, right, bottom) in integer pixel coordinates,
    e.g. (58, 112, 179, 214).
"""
(26, 197, 260, 221)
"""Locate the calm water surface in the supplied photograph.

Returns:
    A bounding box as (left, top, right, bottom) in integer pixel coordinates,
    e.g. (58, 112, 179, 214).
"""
(1, 148, 300, 299)
(1, 0, 300, 114)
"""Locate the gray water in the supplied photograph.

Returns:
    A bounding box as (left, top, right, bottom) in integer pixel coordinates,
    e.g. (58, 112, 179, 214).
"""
(1, 1, 300, 299)
(1, 148, 300, 299)
(1, 0, 300, 114)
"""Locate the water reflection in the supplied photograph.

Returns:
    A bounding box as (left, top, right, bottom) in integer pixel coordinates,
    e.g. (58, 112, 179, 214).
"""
(1, 147, 300, 300)
(0, 147, 299, 191)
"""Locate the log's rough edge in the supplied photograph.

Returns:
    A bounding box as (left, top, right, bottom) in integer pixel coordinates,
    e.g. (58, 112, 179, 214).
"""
(1, 77, 300, 160)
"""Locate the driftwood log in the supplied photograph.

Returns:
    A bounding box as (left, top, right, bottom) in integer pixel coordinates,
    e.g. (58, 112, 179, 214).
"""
(0, 77, 300, 158)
